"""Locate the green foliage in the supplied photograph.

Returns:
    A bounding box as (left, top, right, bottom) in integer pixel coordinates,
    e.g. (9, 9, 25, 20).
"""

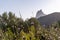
(4, 28, 14, 40)
(0, 12, 60, 40)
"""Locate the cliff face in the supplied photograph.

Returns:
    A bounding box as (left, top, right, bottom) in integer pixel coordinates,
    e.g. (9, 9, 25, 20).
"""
(36, 10, 46, 19)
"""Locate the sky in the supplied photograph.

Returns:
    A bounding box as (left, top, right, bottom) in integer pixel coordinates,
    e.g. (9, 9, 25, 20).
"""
(0, 0, 60, 20)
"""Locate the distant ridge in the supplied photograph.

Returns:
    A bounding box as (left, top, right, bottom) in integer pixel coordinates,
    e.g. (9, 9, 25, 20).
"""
(37, 12, 60, 27)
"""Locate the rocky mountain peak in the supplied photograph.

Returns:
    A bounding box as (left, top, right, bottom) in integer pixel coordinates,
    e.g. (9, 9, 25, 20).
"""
(36, 10, 45, 19)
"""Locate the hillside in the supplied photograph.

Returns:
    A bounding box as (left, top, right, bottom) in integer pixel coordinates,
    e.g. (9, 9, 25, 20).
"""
(38, 12, 60, 26)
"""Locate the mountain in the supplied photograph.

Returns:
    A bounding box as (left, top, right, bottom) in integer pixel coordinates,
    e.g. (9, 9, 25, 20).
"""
(36, 10, 46, 19)
(38, 12, 60, 27)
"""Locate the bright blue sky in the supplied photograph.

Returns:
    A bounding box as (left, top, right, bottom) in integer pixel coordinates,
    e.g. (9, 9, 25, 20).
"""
(0, 0, 60, 19)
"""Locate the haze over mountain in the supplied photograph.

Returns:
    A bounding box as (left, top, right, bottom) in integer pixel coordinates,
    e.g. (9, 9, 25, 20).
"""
(37, 12, 60, 27)
(36, 10, 46, 19)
